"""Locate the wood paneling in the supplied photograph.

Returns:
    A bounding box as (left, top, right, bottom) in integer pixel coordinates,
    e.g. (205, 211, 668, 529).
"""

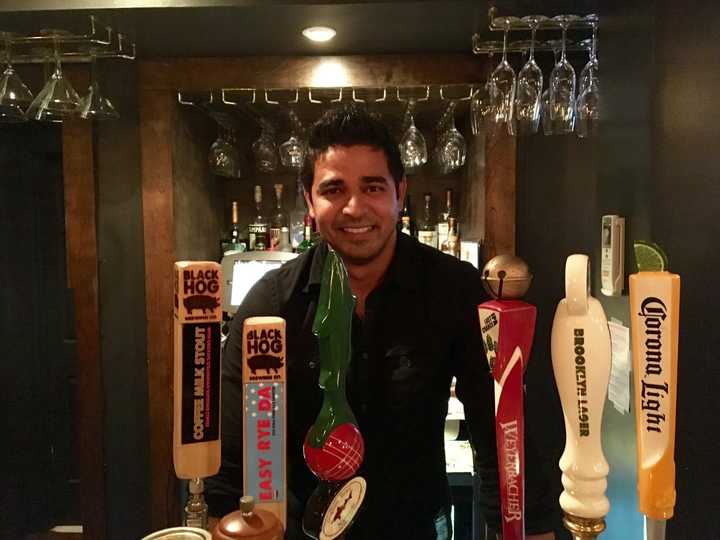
(484, 127, 516, 260)
(139, 89, 180, 529)
(140, 54, 487, 91)
(62, 113, 105, 539)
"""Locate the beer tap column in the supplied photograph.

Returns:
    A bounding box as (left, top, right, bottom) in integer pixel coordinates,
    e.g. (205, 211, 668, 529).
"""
(478, 255, 537, 540)
(551, 254, 611, 539)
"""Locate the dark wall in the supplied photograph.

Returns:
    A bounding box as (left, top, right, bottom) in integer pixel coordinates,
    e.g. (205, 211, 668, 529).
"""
(95, 61, 151, 539)
(518, 1, 720, 538)
(652, 1, 720, 535)
(1, 124, 77, 535)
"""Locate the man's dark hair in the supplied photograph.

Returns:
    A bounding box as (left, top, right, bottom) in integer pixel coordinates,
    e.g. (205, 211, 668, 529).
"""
(299, 103, 405, 196)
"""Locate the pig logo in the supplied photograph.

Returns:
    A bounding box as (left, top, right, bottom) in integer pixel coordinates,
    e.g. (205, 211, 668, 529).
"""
(248, 354, 284, 374)
(184, 294, 220, 314)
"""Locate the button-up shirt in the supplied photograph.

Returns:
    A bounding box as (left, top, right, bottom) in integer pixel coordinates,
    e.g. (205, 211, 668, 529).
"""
(206, 232, 557, 538)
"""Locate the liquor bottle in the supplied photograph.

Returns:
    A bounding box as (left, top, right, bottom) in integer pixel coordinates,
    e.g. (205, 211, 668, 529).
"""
(248, 185, 269, 251)
(269, 183, 291, 251)
(399, 194, 413, 236)
(440, 216, 460, 257)
(417, 192, 438, 248)
(436, 188, 455, 248)
(297, 214, 316, 254)
(290, 181, 306, 250)
(183, 478, 209, 529)
(221, 200, 247, 254)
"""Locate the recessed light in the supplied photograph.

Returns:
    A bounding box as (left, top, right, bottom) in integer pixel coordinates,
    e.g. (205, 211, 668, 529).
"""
(302, 26, 336, 43)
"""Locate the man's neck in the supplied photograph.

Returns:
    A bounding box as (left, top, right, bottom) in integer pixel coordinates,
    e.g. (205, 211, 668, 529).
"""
(343, 232, 398, 316)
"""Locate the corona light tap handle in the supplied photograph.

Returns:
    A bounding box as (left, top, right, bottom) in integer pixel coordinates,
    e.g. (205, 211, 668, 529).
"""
(551, 254, 611, 539)
(629, 254, 680, 540)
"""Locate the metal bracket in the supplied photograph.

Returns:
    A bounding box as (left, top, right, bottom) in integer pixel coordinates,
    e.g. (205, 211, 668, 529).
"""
(396, 86, 431, 103)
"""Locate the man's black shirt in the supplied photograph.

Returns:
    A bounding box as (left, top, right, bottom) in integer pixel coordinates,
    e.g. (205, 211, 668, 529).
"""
(206, 233, 557, 538)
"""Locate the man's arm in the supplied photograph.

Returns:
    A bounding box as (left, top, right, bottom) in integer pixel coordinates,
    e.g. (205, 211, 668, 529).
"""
(204, 274, 280, 516)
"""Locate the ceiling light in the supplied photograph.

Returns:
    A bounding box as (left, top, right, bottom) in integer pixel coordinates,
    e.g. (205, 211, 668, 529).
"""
(302, 26, 336, 43)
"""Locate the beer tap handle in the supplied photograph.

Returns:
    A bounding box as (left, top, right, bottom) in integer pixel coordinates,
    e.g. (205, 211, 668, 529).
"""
(551, 254, 611, 537)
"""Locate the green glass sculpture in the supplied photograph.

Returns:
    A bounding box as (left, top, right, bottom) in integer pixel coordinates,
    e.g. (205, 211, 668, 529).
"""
(302, 247, 365, 481)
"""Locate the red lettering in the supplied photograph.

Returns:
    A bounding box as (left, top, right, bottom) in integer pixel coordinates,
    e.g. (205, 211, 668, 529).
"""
(258, 386, 272, 399)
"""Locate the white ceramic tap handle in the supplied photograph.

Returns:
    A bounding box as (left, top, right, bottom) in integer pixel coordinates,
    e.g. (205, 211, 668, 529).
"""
(566, 254, 590, 316)
(551, 254, 611, 520)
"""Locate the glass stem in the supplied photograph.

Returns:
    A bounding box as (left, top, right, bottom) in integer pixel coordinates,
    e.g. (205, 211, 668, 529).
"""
(502, 25, 509, 63)
(53, 41, 62, 77)
(90, 55, 98, 88)
(591, 26, 598, 61)
(529, 27, 536, 61)
(560, 25, 567, 62)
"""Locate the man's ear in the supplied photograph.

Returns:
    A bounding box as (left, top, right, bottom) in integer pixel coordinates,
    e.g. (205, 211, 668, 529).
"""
(303, 188, 316, 219)
(397, 177, 408, 203)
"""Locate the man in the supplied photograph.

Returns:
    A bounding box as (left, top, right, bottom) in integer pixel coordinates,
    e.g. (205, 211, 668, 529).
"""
(206, 104, 558, 539)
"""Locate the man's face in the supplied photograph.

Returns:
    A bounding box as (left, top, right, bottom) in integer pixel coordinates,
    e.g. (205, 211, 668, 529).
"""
(305, 144, 406, 266)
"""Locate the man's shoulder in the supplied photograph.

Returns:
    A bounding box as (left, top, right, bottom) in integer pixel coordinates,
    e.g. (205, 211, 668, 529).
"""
(409, 238, 482, 282)
(257, 246, 317, 294)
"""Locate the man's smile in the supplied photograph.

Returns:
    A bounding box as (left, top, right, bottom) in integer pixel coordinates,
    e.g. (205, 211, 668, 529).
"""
(338, 225, 376, 235)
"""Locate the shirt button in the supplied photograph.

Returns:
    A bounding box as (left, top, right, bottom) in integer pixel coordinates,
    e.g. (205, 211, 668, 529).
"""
(308, 361, 317, 368)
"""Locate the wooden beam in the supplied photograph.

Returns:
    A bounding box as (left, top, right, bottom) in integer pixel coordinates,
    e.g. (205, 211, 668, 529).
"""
(139, 53, 486, 91)
(139, 89, 180, 529)
(484, 127, 517, 260)
(62, 111, 106, 538)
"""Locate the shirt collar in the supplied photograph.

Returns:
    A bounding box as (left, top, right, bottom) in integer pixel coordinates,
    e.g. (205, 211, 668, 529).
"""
(302, 232, 420, 294)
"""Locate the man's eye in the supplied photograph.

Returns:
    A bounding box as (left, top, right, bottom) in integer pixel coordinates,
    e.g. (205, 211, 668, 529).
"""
(367, 185, 384, 193)
(323, 187, 340, 196)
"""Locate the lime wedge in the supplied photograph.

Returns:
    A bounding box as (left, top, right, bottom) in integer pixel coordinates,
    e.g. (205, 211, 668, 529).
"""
(634, 240, 669, 272)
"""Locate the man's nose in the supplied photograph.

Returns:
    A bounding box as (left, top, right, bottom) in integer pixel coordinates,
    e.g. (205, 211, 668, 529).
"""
(342, 193, 367, 217)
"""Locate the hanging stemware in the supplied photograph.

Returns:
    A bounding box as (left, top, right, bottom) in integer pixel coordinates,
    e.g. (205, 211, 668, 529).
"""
(252, 119, 279, 174)
(511, 16, 547, 136)
(0, 32, 33, 122)
(77, 49, 119, 120)
(208, 111, 241, 179)
(488, 17, 518, 132)
(26, 31, 81, 122)
(548, 15, 582, 134)
(576, 16, 600, 138)
(437, 101, 466, 173)
(279, 109, 306, 169)
(399, 99, 428, 171)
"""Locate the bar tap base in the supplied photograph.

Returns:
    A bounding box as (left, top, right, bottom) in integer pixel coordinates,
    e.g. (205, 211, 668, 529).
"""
(563, 514, 606, 540)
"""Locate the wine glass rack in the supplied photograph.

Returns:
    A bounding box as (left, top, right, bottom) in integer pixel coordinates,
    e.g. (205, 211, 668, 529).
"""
(1, 15, 135, 64)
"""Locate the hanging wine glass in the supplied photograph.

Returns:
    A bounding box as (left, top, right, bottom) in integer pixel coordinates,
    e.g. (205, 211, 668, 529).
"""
(437, 101, 466, 173)
(576, 16, 600, 138)
(541, 39, 569, 136)
(471, 80, 499, 136)
(76, 49, 119, 120)
(399, 99, 427, 171)
(548, 15, 582, 134)
(0, 32, 33, 122)
(279, 109, 306, 169)
(208, 111, 241, 178)
(511, 16, 547, 136)
(252, 119, 279, 174)
(488, 16, 519, 132)
(26, 30, 81, 122)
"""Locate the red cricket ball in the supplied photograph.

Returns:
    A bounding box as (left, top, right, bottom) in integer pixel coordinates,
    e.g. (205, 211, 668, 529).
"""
(303, 422, 365, 481)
